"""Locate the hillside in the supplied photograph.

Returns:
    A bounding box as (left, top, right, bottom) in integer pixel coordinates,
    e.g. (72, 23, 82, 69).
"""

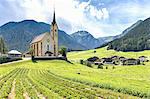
(107, 18, 150, 51)
(71, 31, 102, 49)
(98, 20, 143, 47)
(0, 20, 86, 52)
(68, 47, 150, 60)
(0, 48, 150, 98)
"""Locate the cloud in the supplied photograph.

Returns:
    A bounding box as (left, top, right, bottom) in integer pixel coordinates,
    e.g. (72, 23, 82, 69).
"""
(0, 0, 150, 37)
(0, 0, 25, 24)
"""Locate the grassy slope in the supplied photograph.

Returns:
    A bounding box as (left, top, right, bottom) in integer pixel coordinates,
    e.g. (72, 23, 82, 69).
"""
(67, 47, 150, 97)
(0, 60, 138, 98)
(68, 47, 150, 60)
(0, 47, 149, 98)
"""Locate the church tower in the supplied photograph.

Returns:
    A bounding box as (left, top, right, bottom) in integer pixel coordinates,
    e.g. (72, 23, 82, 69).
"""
(50, 10, 59, 56)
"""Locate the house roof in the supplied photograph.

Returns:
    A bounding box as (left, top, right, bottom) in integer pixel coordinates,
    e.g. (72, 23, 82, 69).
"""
(8, 50, 22, 55)
(31, 32, 49, 44)
(139, 56, 147, 58)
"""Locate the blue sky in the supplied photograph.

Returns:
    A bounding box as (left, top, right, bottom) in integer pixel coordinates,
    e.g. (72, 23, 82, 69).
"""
(0, 0, 150, 38)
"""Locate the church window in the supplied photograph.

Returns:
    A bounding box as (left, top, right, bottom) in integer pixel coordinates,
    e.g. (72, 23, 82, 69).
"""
(34, 44, 35, 55)
(37, 43, 39, 56)
(41, 42, 42, 56)
(47, 45, 49, 51)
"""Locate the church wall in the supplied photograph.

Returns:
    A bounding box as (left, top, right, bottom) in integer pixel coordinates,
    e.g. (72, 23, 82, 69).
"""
(41, 33, 52, 56)
(30, 33, 53, 57)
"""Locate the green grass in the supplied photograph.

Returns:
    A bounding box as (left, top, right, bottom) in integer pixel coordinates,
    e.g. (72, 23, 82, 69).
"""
(0, 60, 139, 98)
(67, 47, 150, 98)
(0, 60, 137, 99)
(0, 47, 149, 98)
(68, 47, 150, 60)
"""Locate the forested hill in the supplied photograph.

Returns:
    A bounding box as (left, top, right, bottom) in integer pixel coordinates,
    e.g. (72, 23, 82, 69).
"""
(107, 18, 150, 52)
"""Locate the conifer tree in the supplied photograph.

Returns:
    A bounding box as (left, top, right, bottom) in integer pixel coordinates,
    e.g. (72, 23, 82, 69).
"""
(0, 36, 8, 54)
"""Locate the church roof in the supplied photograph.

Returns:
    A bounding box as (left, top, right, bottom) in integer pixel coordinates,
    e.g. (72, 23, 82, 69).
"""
(31, 33, 49, 44)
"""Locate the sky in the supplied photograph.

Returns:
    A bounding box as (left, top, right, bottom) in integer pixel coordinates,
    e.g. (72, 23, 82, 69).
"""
(0, 0, 150, 38)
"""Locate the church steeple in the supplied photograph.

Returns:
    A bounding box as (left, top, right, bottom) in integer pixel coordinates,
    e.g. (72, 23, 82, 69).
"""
(50, 7, 58, 57)
(52, 10, 56, 25)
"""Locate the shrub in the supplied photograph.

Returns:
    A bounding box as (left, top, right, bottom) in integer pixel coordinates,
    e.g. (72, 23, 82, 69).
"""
(112, 66, 115, 69)
(98, 65, 103, 69)
(0, 56, 22, 64)
(80, 60, 84, 64)
(106, 66, 108, 69)
(93, 51, 96, 53)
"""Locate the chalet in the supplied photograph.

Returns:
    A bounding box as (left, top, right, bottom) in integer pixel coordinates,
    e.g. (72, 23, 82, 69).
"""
(119, 57, 127, 62)
(8, 50, 22, 58)
(122, 58, 140, 65)
(111, 56, 119, 60)
(94, 62, 103, 65)
(102, 58, 114, 64)
(23, 51, 31, 57)
(87, 56, 99, 62)
(139, 56, 148, 62)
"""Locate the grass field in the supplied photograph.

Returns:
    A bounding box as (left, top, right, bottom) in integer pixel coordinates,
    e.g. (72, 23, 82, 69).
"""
(68, 47, 150, 60)
(0, 47, 149, 98)
(0, 60, 139, 99)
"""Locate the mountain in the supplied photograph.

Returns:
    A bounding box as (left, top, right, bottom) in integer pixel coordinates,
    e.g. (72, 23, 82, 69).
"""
(0, 20, 86, 52)
(107, 18, 150, 51)
(98, 20, 143, 45)
(71, 31, 103, 49)
(98, 36, 117, 44)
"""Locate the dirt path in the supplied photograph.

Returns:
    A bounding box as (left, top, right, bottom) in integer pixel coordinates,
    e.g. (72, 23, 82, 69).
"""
(8, 79, 16, 99)
(23, 92, 30, 99)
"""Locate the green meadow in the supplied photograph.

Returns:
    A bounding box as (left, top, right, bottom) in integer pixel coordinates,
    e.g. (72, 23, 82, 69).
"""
(68, 47, 150, 60)
(0, 47, 150, 98)
(0, 60, 138, 99)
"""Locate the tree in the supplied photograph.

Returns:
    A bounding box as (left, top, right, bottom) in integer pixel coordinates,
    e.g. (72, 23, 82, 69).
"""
(29, 48, 34, 56)
(59, 46, 67, 58)
(0, 36, 7, 54)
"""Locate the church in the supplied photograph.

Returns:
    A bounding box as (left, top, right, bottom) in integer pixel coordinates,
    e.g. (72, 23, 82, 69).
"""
(30, 11, 59, 57)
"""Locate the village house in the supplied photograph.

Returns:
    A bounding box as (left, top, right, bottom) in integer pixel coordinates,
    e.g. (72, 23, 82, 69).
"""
(101, 58, 115, 64)
(8, 50, 22, 58)
(87, 56, 99, 62)
(122, 58, 140, 65)
(30, 11, 59, 57)
(139, 56, 149, 62)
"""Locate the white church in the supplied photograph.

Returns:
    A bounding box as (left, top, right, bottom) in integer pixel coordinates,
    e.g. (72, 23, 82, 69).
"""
(30, 11, 59, 57)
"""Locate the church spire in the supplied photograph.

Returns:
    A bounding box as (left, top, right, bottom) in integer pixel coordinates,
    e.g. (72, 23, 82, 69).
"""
(52, 9, 56, 24)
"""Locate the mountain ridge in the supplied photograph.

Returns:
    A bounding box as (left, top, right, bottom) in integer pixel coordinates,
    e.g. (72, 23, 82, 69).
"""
(71, 31, 102, 49)
(0, 20, 87, 52)
(107, 18, 150, 51)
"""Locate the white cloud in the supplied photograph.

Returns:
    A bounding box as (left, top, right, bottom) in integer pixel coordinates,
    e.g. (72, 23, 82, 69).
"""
(1, 0, 150, 37)
(13, 0, 110, 37)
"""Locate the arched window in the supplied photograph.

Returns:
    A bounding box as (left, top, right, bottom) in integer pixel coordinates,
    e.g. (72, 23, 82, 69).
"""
(37, 43, 38, 56)
(47, 45, 49, 51)
(41, 42, 42, 56)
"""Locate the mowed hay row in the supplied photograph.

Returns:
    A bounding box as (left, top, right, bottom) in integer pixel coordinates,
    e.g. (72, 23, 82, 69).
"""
(27, 69, 139, 99)
(0, 60, 147, 99)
